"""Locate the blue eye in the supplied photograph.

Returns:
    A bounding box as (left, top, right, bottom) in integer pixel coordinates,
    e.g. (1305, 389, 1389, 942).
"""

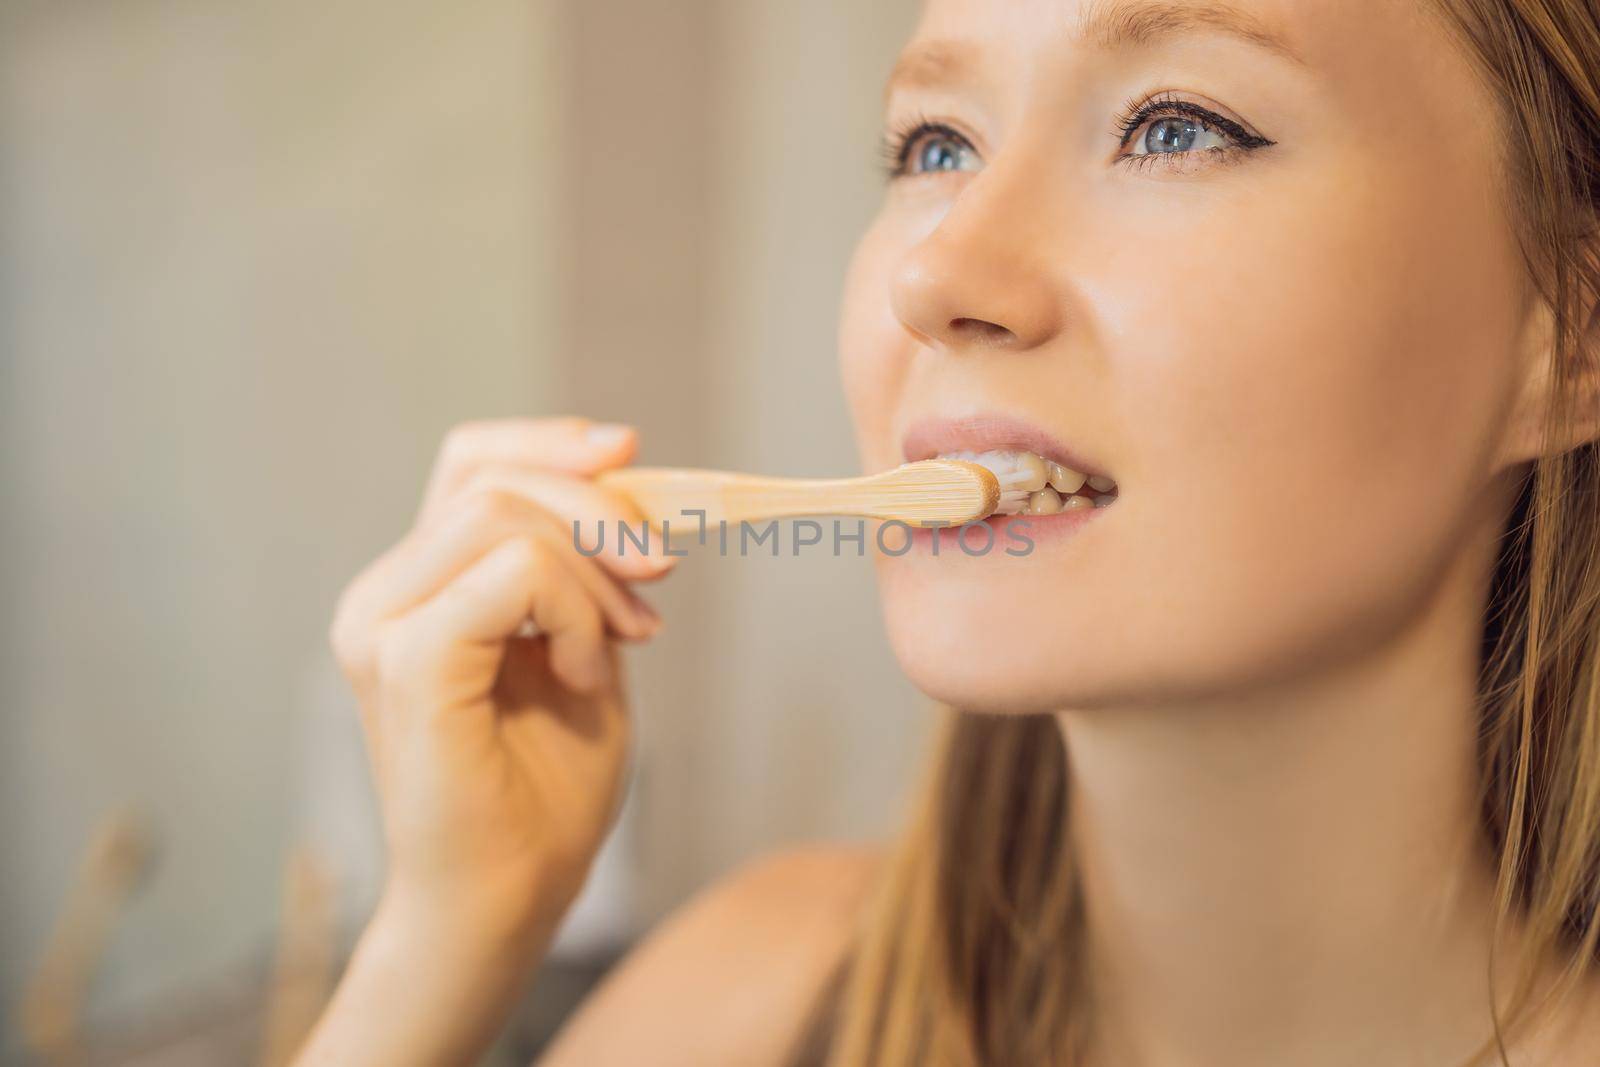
(1113, 92, 1274, 170)
(912, 131, 976, 173)
(1136, 116, 1227, 155)
(883, 120, 981, 179)
(880, 95, 1272, 183)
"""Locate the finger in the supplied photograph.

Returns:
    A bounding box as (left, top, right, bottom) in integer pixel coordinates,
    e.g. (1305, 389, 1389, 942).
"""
(420, 417, 638, 521)
(438, 466, 678, 583)
(340, 487, 660, 648)
(379, 537, 609, 723)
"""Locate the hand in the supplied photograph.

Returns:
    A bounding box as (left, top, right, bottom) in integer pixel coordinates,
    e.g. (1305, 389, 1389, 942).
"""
(328, 416, 673, 949)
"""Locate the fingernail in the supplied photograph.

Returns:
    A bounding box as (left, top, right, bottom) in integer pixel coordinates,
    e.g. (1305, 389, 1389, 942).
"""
(586, 423, 633, 449)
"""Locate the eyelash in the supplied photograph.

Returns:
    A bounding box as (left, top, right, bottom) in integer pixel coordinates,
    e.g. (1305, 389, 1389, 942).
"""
(1110, 90, 1273, 171)
(879, 112, 964, 179)
(880, 92, 1273, 180)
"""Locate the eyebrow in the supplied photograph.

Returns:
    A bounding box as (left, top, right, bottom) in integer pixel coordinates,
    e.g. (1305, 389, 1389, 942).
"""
(884, 0, 1305, 103)
(1078, 0, 1306, 67)
(883, 41, 971, 104)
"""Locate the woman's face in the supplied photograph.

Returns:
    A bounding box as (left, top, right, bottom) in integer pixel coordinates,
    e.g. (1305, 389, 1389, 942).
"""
(841, 0, 1542, 714)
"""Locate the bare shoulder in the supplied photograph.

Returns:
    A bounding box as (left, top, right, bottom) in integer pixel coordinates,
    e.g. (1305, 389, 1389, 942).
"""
(535, 842, 885, 1067)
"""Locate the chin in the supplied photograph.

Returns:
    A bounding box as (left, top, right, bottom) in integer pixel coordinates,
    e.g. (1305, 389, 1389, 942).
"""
(897, 666, 1074, 716)
(874, 558, 1119, 715)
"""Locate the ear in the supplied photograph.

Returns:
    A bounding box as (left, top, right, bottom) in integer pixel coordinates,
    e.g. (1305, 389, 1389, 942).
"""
(1497, 249, 1600, 468)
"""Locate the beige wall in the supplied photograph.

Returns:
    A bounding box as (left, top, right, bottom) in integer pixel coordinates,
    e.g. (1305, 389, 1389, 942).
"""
(1, 0, 922, 1046)
(693, 0, 932, 881)
(560, 0, 928, 928)
(0, 0, 565, 1029)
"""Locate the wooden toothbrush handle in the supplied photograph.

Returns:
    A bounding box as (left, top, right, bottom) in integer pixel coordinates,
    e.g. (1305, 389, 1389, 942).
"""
(594, 467, 850, 525)
(595, 463, 997, 527)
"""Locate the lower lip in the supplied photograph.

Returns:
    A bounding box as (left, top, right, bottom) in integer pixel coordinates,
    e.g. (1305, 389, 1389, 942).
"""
(906, 502, 1112, 555)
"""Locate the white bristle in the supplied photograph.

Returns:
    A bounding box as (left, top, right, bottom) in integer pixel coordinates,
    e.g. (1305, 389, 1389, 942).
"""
(994, 492, 1031, 515)
(969, 451, 1047, 496)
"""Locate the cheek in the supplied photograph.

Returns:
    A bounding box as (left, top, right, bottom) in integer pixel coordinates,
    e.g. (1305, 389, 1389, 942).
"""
(838, 218, 913, 473)
(1109, 160, 1527, 685)
(836, 151, 1526, 712)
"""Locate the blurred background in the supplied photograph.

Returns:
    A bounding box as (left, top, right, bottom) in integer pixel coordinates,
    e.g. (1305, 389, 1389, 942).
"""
(0, 1, 930, 1062)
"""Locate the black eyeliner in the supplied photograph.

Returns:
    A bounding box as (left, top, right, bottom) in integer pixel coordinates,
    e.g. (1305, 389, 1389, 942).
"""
(1113, 91, 1274, 151)
(880, 116, 973, 179)
(880, 92, 1273, 182)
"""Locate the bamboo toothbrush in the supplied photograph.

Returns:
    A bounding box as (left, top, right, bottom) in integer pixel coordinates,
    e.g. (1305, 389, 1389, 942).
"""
(595, 459, 1000, 529)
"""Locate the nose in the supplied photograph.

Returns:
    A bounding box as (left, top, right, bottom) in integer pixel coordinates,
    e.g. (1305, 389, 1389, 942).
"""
(888, 171, 1064, 353)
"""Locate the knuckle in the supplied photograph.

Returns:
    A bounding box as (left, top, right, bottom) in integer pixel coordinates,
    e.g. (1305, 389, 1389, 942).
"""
(457, 484, 522, 528)
(442, 419, 483, 450)
(328, 599, 371, 671)
(505, 535, 555, 587)
(374, 620, 437, 693)
(543, 414, 588, 434)
(328, 612, 356, 663)
(438, 421, 485, 466)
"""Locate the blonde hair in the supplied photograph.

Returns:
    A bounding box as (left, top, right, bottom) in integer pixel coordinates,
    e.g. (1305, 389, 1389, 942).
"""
(789, 1, 1600, 1063)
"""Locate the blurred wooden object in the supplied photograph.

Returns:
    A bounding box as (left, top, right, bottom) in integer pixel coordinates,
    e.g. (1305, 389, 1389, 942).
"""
(596, 460, 1000, 529)
(16, 810, 154, 1067)
(257, 848, 336, 1067)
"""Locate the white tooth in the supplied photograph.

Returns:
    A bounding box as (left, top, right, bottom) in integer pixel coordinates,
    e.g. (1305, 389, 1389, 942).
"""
(1047, 461, 1087, 494)
(1026, 487, 1063, 515)
(1087, 474, 1116, 493)
(968, 450, 1045, 493)
(1018, 452, 1049, 491)
(1062, 493, 1095, 510)
(999, 451, 1049, 492)
(1093, 494, 1116, 508)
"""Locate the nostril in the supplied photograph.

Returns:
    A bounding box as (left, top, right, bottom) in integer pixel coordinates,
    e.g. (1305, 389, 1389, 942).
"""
(948, 317, 1016, 346)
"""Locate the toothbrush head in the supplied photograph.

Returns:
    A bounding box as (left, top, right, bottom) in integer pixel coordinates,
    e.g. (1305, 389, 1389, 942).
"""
(874, 459, 1001, 527)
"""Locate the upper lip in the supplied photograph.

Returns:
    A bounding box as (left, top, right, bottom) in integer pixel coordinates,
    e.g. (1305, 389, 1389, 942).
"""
(901, 413, 1109, 480)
